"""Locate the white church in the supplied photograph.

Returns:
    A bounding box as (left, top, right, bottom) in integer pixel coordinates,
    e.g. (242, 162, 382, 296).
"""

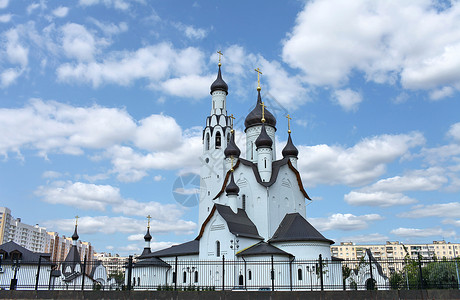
(129, 58, 343, 290)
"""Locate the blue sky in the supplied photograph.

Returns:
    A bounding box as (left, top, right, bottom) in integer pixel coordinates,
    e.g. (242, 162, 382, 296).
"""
(1, 0, 460, 255)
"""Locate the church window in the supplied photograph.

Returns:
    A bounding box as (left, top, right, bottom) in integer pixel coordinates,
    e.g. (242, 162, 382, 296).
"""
(133, 277, 136, 286)
(215, 132, 221, 149)
(251, 142, 254, 160)
(206, 133, 210, 150)
(238, 274, 244, 286)
(248, 270, 252, 280)
(298, 268, 303, 280)
(194, 271, 198, 283)
(216, 241, 221, 257)
(242, 195, 246, 210)
(138, 277, 140, 286)
(264, 158, 267, 168)
(183, 271, 187, 283)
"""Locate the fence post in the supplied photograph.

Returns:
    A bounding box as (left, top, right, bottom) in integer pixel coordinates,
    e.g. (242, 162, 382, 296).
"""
(35, 255, 42, 290)
(418, 256, 424, 290)
(174, 256, 178, 291)
(127, 255, 133, 291)
(289, 257, 293, 291)
(222, 255, 225, 290)
(81, 255, 87, 291)
(271, 255, 275, 291)
(369, 254, 374, 290)
(319, 254, 324, 291)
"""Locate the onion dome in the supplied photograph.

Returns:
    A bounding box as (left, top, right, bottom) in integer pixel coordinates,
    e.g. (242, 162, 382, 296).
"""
(144, 227, 152, 242)
(72, 225, 79, 241)
(282, 133, 299, 157)
(210, 65, 228, 95)
(224, 131, 241, 158)
(244, 90, 277, 130)
(255, 123, 273, 148)
(225, 173, 239, 196)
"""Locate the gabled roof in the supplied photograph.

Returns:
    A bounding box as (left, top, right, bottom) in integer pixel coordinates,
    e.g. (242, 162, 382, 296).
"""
(196, 204, 263, 240)
(62, 245, 81, 276)
(133, 257, 170, 268)
(149, 240, 199, 258)
(213, 157, 310, 200)
(237, 241, 292, 257)
(0, 241, 53, 265)
(269, 213, 334, 245)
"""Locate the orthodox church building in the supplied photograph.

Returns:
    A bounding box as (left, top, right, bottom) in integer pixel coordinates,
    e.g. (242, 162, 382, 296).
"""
(132, 58, 341, 290)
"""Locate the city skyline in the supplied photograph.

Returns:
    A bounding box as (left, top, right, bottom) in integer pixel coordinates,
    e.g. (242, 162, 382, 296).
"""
(1, 0, 460, 255)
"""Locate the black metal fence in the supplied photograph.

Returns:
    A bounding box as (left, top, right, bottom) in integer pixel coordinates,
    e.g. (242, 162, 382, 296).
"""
(1, 255, 460, 291)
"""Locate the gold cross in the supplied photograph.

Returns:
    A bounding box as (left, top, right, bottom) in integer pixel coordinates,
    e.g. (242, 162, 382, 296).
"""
(286, 114, 292, 133)
(147, 215, 152, 228)
(75, 215, 79, 226)
(217, 51, 223, 66)
(254, 68, 262, 90)
(229, 114, 235, 130)
(260, 101, 266, 123)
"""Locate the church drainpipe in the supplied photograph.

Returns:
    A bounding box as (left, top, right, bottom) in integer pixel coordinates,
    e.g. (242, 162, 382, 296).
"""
(271, 255, 275, 291)
(174, 256, 178, 291)
(242, 256, 247, 290)
(289, 256, 294, 291)
(319, 254, 323, 291)
(81, 255, 87, 291)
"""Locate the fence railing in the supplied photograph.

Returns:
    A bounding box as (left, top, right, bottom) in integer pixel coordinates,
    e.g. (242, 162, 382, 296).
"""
(1, 255, 459, 291)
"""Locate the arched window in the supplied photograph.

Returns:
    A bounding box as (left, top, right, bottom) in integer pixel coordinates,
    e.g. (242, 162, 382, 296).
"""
(215, 132, 221, 149)
(216, 241, 221, 257)
(298, 268, 303, 280)
(248, 270, 252, 280)
(264, 158, 267, 168)
(133, 277, 136, 286)
(242, 195, 246, 210)
(206, 133, 210, 150)
(194, 271, 198, 283)
(172, 272, 176, 283)
(239, 275, 244, 286)
(183, 271, 187, 283)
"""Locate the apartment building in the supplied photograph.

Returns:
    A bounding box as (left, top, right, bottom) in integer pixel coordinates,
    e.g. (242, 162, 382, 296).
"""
(8, 218, 51, 253)
(331, 240, 460, 261)
(0, 207, 12, 244)
(94, 252, 130, 276)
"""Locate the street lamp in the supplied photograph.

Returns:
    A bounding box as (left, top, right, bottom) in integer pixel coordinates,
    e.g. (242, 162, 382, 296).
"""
(306, 265, 315, 291)
(10, 258, 21, 290)
(230, 239, 240, 288)
(186, 267, 196, 287)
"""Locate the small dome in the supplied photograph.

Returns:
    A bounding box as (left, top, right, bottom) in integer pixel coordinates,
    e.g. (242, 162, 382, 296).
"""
(225, 173, 239, 196)
(224, 131, 241, 158)
(255, 123, 273, 148)
(144, 227, 152, 242)
(282, 133, 299, 157)
(210, 65, 228, 95)
(244, 90, 276, 130)
(72, 225, 79, 241)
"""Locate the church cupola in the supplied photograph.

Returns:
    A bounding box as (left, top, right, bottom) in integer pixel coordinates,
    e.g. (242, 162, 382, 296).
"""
(210, 65, 228, 95)
(141, 215, 152, 257)
(224, 131, 240, 158)
(255, 123, 273, 149)
(225, 172, 239, 213)
(210, 51, 228, 116)
(244, 90, 277, 130)
(282, 115, 299, 168)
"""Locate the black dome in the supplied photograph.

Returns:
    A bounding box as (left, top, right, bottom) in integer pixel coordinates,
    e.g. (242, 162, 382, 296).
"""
(224, 131, 241, 158)
(282, 133, 299, 157)
(226, 173, 239, 196)
(72, 225, 79, 241)
(144, 227, 152, 242)
(244, 90, 276, 130)
(210, 65, 228, 95)
(255, 123, 273, 148)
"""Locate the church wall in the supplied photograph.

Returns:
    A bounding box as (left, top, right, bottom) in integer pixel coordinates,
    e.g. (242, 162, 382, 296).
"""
(272, 241, 332, 260)
(129, 266, 168, 290)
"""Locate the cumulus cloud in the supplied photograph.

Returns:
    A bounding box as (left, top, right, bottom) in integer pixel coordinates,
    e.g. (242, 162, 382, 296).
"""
(340, 233, 389, 244)
(391, 227, 456, 238)
(332, 89, 362, 112)
(309, 213, 383, 231)
(0, 14, 11, 22)
(448, 122, 460, 143)
(344, 191, 416, 207)
(52, 6, 69, 18)
(1, 27, 29, 86)
(89, 18, 128, 36)
(282, 0, 460, 97)
(0, 0, 8, 9)
(79, 0, 130, 10)
(297, 132, 425, 187)
(61, 23, 102, 61)
(399, 202, 460, 219)
(173, 22, 208, 40)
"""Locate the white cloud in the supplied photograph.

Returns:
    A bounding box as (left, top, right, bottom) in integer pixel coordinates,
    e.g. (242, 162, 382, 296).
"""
(448, 122, 460, 143)
(153, 175, 164, 182)
(173, 23, 208, 40)
(45, 215, 196, 235)
(112, 199, 183, 221)
(0, 0, 8, 9)
(61, 23, 101, 61)
(133, 114, 183, 152)
(160, 75, 213, 99)
(42, 171, 63, 179)
(282, 0, 460, 96)
(0, 68, 23, 88)
(340, 233, 389, 244)
(399, 202, 460, 219)
(89, 18, 128, 36)
(309, 213, 383, 231)
(344, 191, 416, 207)
(4, 28, 28, 67)
(429, 86, 454, 100)
(0, 14, 11, 22)
(79, 0, 130, 10)
(297, 132, 425, 186)
(127, 234, 144, 241)
(332, 89, 362, 112)
(391, 227, 456, 238)
(26, 3, 40, 14)
(52, 6, 69, 18)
